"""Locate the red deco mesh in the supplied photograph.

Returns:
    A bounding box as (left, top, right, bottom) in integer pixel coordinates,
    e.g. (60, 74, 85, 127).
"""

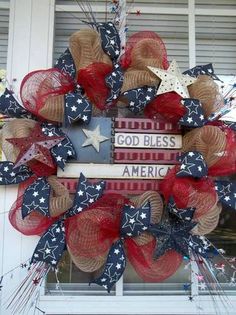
(8, 195, 55, 236)
(20, 68, 75, 119)
(77, 62, 113, 110)
(160, 167, 218, 219)
(120, 31, 169, 70)
(125, 238, 182, 282)
(65, 194, 128, 259)
(144, 92, 186, 123)
(27, 159, 57, 177)
(208, 127, 236, 176)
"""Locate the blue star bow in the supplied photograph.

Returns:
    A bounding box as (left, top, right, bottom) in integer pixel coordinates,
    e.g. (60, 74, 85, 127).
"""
(122, 86, 157, 113)
(54, 48, 76, 80)
(179, 98, 207, 127)
(64, 91, 92, 127)
(91, 239, 126, 293)
(96, 22, 121, 61)
(41, 123, 76, 170)
(176, 151, 208, 178)
(0, 88, 33, 119)
(167, 196, 196, 222)
(22, 177, 51, 218)
(183, 63, 221, 81)
(0, 162, 33, 185)
(30, 173, 106, 268)
(105, 63, 124, 105)
(92, 202, 151, 292)
(215, 180, 236, 210)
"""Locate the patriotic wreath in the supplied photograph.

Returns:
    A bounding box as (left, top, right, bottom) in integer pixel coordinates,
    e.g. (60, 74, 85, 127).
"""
(0, 3, 236, 309)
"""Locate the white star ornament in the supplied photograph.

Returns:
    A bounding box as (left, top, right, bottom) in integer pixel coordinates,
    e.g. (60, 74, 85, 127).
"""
(147, 60, 197, 98)
(82, 125, 109, 152)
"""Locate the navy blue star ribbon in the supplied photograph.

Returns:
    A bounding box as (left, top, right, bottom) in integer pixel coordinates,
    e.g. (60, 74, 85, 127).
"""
(0, 88, 33, 119)
(122, 86, 157, 113)
(105, 63, 124, 105)
(31, 219, 66, 268)
(120, 202, 151, 237)
(64, 91, 92, 127)
(183, 63, 221, 81)
(54, 48, 76, 81)
(67, 173, 106, 217)
(179, 98, 207, 127)
(0, 162, 33, 185)
(96, 22, 121, 61)
(92, 202, 151, 292)
(176, 151, 208, 178)
(167, 196, 196, 222)
(41, 123, 76, 170)
(91, 239, 126, 293)
(22, 177, 51, 219)
(30, 173, 106, 268)
(215, 180, 236, 210)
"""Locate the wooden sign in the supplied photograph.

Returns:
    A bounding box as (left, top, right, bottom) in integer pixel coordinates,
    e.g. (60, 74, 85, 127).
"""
(58, 117, 182, 194)
(57, 163, 174, 179)
(115, 133, 182, 149)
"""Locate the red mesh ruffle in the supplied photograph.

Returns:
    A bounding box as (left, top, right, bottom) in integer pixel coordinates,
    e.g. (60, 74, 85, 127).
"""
(120, 31, 169, 70)
(20, 68, 75, 120)
(144, 92, 186, 123)
(77, 62, 113, 110)
(160, 167, 218, 218)
(8, 195, 55, 236)
(65, 194, 128, 259)
(125, 237, 182, 282)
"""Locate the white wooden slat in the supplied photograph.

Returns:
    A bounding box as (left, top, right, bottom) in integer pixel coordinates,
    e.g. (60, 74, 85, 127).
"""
(196, 0, 236, 10)
(57, 163, 174, 179)
(0, 7, 9, 69)
(196, 14, 236, 74)
(114, 133, 182, 149)
(53, 1, 236, 79)
(56, 0, 188, 6)
(53, 9, 189, 70)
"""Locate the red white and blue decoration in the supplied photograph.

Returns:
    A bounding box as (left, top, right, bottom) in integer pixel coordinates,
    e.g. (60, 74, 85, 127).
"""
(0, 3, 236, 314)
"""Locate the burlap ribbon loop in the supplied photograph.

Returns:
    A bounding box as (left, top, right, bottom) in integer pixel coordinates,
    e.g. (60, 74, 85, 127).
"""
(0, 119, 36, 162)
(188, 75, 224, 117)
(47, 176, 73, 217)
(183, 125, 227, 167)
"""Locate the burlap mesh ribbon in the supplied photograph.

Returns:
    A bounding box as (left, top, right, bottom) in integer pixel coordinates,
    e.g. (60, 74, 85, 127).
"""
(39, 95, 65, 123)
(192, 203, 222, 236)
(188, 75, 224, 117)
(47, 176, 73, 217)
(66, 208, 114, 272)
(67, 191, 164, 273)
(9, 176, 72, 235)
(183, 125, 227, 167)
(121, 38, 164, 93)
(42, 29, 113, 121)
(69, 29, 112, 72)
